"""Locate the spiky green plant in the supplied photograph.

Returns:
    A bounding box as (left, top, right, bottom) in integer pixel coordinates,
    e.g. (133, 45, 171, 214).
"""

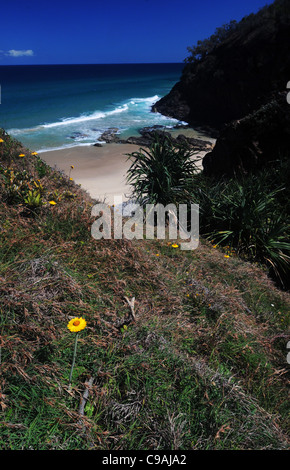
(188, 171, 290, 287)
(126, 134, 200, 206)
(24, 189, 43, 209)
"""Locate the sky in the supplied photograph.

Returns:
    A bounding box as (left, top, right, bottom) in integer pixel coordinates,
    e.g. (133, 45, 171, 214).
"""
(0, 0, 273, 64)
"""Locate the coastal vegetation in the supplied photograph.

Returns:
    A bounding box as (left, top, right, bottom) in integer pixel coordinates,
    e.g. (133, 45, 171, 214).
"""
(184, 0, 289, 65)
(127, 134, 290, 290)
(126, 134, 200, 206)
(0, 128, 289, 450)
(153, 0, 290, 290)
(184, 20, 238, 64)
(1, 0, 290, 453)
(155, 0, 290, 130)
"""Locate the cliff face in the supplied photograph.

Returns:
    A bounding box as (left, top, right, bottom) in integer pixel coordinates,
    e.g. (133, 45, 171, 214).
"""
(154, 0, 290, 175)
(202, 92, 290, 176)
(155, 1, 290, 130)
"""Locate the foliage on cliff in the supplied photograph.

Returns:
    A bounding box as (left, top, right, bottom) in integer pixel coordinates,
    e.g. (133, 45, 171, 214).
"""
(185, 0, 289, 65)
(185, 20, 238, 64)
(155, 0, 290, 129)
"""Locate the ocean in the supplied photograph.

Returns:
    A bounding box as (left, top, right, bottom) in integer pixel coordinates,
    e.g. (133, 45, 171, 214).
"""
(0, 63, 184, 153)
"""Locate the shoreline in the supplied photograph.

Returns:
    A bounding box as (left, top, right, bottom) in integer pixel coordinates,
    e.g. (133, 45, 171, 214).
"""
(40, 129, 215, 204)
(40, 143, 139, 204)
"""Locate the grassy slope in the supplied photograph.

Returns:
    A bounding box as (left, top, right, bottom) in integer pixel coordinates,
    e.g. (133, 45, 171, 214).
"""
(0, 130, 289, 450)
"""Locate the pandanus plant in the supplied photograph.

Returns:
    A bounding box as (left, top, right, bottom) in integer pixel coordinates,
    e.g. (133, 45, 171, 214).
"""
(126, 134, 200, 206)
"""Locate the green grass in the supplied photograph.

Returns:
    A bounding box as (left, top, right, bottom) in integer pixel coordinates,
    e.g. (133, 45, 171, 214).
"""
(0, 128, 289, 450)
(2, 329, 285, 450)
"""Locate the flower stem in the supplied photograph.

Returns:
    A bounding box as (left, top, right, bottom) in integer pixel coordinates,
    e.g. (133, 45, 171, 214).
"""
(69, 332, 79, 388)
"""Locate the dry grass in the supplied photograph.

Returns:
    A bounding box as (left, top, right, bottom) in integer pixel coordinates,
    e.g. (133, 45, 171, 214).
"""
(0, 129, 289, 450)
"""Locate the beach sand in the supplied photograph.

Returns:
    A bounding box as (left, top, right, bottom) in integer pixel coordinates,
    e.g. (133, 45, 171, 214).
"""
(40, 132, 215, 204)
(40, 143, 139, 204)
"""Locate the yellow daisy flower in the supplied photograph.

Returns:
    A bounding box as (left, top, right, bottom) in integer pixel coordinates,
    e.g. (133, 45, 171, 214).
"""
(0, 138, 4, 143)
(31, 152, 38, 156)
(49, 200, 57, 205)
(19, 153, 25, 157)
(224, 255, 230, 258)
(67, 317, 87, 332)
(171, 243, 179, 248)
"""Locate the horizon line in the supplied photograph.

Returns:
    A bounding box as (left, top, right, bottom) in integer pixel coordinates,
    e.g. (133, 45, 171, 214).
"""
(0, 61, 184, 66)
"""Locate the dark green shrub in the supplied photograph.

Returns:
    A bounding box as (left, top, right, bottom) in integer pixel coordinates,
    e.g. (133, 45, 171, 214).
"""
(188, 171, 290, 288)
(126, 134, 200, 206)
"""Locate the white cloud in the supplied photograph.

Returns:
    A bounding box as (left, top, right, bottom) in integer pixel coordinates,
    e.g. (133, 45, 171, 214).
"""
(6, 49, 34, 57)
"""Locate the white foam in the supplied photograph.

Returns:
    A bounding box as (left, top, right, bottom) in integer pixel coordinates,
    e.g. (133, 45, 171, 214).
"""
(106, 104, 129, 115)
(9, 103, 129, 135)
(8, 93, 185, 153)
(131, 95, 160, 104)
(43, 102, 130, 128)
(8, 95, 162, 136)
(42, 111, 106, 128)
(37, 141, 95, 153)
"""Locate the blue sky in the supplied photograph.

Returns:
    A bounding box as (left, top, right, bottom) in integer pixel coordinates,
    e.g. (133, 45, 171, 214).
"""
(0, 0, 273, 64)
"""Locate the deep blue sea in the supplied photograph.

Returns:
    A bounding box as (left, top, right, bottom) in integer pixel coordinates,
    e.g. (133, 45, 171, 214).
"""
(0, 63, 184, 153)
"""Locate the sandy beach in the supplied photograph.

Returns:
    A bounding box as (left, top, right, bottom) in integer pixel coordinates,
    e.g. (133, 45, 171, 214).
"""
(40, 143, 140, 204)
(40, 130, 215, 204)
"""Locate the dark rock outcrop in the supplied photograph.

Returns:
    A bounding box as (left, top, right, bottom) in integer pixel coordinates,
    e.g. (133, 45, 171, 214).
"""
(155, 2, 290, 130)
(203, 92, 290, 176)
(94, 126, 213, 152)
(98, 128, 120, 143)
(154, 0, 290, 176)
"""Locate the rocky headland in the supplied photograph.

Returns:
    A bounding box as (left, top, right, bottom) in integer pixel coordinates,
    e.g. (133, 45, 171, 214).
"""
(153, 0, 290, 176)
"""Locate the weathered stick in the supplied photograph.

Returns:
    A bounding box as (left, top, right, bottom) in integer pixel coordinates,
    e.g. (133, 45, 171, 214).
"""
(124, 296, 136, 321)
(79, 376, 94, 416)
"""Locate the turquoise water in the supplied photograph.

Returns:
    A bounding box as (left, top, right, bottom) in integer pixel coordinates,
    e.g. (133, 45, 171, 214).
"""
(0, 63, 184, 152)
